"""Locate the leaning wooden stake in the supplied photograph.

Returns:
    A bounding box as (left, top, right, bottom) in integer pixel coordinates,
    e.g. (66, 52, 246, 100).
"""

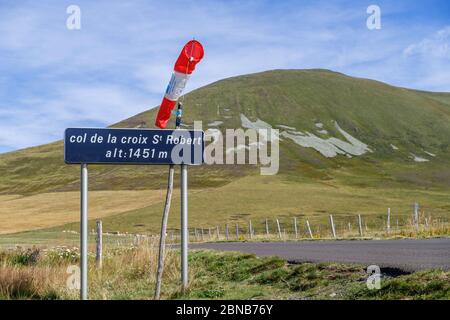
(306, 220, 313, 239)
(154, 165, 175, 300)
(95, 221, 103, 269)
(276, 219, 282, 239)
(265, 219, 270, 237)
(329, 215, 337, 239)
(358, 214, 363, 237)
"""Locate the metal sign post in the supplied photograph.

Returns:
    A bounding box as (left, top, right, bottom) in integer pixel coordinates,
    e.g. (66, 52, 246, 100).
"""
(180, 164, 188, 291)
(64, 127, 204, 300)
(80, 163, 88, 300)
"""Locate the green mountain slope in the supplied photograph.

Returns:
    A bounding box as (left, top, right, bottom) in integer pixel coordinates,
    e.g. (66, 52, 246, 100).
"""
(1, 69, 449, 196)
(417, 91, 450, 107)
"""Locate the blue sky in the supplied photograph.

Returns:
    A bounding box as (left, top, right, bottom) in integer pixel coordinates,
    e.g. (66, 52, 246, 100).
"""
(0, 0, 449, 152)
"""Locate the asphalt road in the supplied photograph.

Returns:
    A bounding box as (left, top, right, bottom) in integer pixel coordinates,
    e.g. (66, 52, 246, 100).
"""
(190, 238, 450, 272)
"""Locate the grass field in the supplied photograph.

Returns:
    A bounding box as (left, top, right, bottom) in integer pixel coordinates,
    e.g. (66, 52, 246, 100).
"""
(1, 173, 448, 248)
(52, 174, 450, 234)
(0, 245, 448, 300)
(2, 171, 449, 246)
(0, 190, 167, 234)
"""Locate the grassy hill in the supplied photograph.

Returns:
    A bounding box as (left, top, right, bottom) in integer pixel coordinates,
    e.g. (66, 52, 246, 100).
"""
(0, 69, 449, 236)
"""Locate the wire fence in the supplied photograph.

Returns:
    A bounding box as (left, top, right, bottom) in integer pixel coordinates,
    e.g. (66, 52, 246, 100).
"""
(3, 206, 448, 249)
(180, 211, 449, 243)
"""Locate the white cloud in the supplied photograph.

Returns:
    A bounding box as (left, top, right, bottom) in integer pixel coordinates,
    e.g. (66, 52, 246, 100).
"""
(404, 26, 450, 59)
(401, 26, 450, 91)
(0, 83, 149, 150)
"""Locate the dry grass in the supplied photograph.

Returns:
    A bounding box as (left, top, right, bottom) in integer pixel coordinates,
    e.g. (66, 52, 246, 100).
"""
(89, 239, 181, 300)
(0, 190, 166, 234)
(0, 238, 182, 300)
(0, 266, 65, 299)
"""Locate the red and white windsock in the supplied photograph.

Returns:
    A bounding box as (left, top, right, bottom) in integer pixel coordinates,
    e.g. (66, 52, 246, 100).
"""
(155, 40, 204, 129)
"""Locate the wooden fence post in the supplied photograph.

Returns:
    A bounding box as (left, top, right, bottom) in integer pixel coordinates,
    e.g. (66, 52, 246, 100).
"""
(306, 220, 313, 239)
(276, 219, 282, 239)
(225, 224, 229, 240)
(329, 215, 336, 239)
(358, 214, 363, 237)
(248, 220, 253, 239)
(387, 208, 391, 233)
(96, 221, 103, 269)
(235, 223, 239, 239)
(216, 226, 220, 239)
(208, 228, 212, 240)
(413, 203, 419, 230)
(265, 219, 270, 237)
(294, 217, 298, 239)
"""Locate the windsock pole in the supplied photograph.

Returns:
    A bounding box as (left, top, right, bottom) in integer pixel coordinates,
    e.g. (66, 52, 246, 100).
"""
(154, 40, 204, 299)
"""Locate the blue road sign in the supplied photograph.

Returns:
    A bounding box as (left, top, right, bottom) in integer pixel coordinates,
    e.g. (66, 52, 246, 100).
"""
(64, 128, 204, 165)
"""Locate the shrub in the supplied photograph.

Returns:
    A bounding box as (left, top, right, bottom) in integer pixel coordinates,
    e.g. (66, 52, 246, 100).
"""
(6, 248, 41, 266)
